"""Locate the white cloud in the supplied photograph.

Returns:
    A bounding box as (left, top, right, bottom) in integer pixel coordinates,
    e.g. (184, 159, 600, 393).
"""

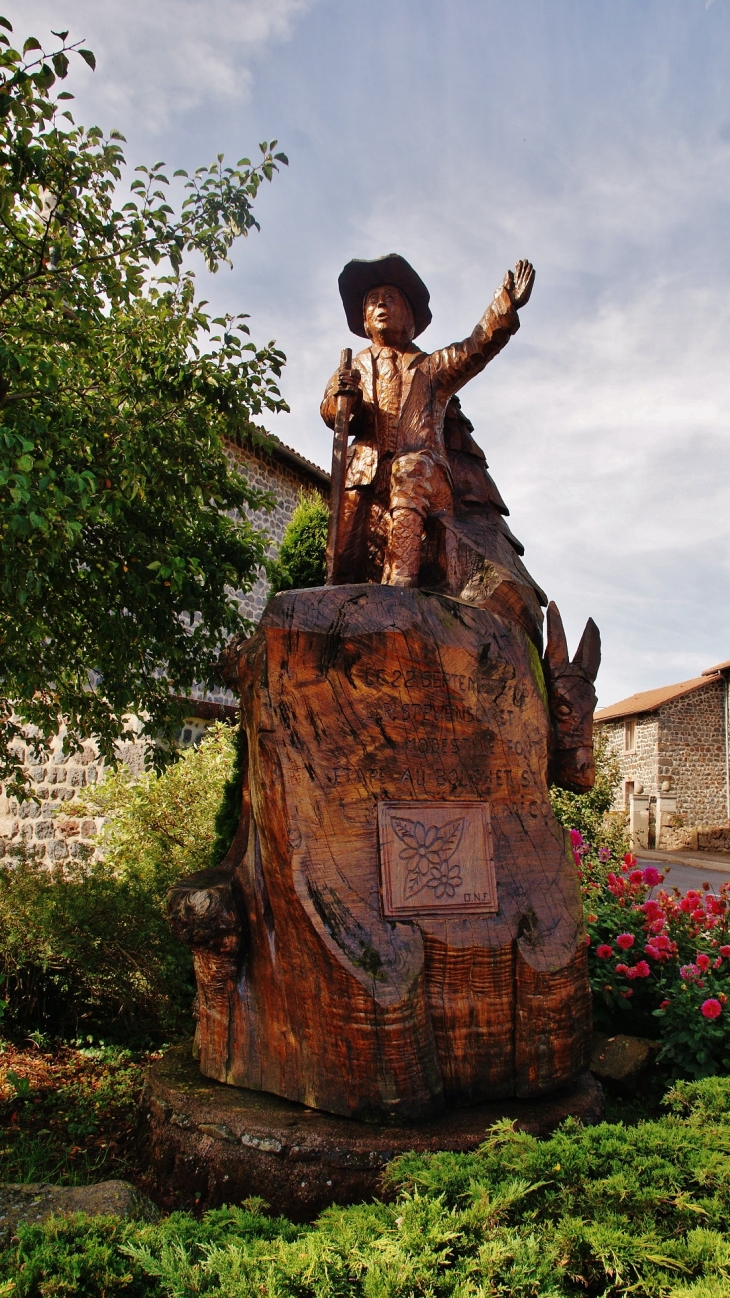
(3, 0, 317, 131)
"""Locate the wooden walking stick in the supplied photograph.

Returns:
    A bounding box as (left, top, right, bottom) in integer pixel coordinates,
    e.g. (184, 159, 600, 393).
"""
(325, 347, 355, 584)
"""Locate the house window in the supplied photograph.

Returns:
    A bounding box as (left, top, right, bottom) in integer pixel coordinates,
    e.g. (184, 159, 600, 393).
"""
(624, 719, 636, 752)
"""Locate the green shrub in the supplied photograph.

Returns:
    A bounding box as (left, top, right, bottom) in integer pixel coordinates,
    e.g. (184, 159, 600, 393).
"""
(550, 730, 629, 858)
(267, 490, 329, 595)
(6, 1079, 730, 1296)
(211, 728, 246, 869)
(0, 725, 236, 1041)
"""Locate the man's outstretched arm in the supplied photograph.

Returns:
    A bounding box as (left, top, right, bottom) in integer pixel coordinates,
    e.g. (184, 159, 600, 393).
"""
(432, 259, 535, 392)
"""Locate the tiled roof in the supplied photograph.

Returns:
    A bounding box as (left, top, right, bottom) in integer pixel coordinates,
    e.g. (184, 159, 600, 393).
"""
(226, 428, 330, 485)
(703, 659, 730, 676)
(270, 437, 330, 484)
(595, 673, 721, 723)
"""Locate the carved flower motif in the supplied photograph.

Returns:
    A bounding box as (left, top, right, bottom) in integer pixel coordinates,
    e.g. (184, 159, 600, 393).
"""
(426, 858, 463, 900)
(391, 817, 465, 901)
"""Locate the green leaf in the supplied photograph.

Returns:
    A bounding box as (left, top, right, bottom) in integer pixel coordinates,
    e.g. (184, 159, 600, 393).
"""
(0, 16, 12, 32)
(51, 51, 69, 78)
(57, 91, 74, 99)
(78, 47, 96, 70)
(51, 28, 69, 40)
(22, 36, 42, 53)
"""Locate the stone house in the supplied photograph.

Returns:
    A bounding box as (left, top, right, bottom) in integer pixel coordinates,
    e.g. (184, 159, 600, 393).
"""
(595, 660, 730, 849)
(1, 433, 330, 864)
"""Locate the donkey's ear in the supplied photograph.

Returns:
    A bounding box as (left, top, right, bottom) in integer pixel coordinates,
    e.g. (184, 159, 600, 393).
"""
(573, 617, 601, 682)
(545, 601, 570, 676)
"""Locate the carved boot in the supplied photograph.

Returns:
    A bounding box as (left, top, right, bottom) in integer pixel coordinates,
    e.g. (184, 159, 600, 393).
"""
(383, 507, 424, 587)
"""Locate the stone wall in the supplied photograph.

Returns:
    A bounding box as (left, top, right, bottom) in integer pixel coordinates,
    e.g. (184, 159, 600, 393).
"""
(658, 679, 727, 826)
(0, 730, 138, 865)
(600, 715, 659, 807)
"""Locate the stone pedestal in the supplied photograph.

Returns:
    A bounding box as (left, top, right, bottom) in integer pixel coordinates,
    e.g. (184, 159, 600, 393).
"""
(145, 1046, 604, 1220)
(195, 585, 591, 1122)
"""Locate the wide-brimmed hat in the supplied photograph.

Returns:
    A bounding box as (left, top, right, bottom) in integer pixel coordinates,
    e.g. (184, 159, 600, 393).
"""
(338, 254, 432, 338)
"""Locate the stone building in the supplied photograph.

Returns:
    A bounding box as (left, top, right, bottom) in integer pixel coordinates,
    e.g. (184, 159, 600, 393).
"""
(0, 433, 330, 864)
(595, 659, 730, 847)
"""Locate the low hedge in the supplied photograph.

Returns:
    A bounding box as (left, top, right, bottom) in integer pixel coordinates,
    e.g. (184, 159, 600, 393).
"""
(4, 1075, 730, 1296)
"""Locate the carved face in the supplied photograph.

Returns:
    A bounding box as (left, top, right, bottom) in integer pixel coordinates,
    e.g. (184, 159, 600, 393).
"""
(548, 667, 598, 793)
(363, 284, 415, 345)
(543, 601, 601, 795)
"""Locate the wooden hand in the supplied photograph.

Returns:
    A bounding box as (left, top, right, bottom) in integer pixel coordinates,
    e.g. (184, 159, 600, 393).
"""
(336, 366, 362, 398)
(502, 259, 535, 310)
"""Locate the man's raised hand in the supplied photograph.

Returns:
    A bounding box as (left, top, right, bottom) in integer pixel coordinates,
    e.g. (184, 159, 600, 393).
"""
(502, 259, 535, 310)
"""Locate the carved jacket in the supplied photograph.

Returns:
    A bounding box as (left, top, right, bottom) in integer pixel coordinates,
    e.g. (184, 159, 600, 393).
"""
(320, 283, 519, 490)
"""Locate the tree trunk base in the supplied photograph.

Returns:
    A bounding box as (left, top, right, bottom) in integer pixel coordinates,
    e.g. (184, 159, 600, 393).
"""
(144, 1044, 604, 1220)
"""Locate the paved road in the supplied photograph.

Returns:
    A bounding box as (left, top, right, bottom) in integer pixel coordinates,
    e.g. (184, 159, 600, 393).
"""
(637, 856, 730, 896)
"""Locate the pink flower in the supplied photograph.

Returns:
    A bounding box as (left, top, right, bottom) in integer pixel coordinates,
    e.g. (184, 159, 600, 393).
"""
(660, 999, 671, 1010)
(596, 945, 614, 959)
(701, 998, 723, 1020)
(633, 960, 651, 978)
(720, 946, 730, 958)
(642, 900, 663, 920)
(696, 953, 711, 972)
(714, 957, 723, 970)
(629, 870, 645, 885)
(624, 853, 637, 868)
(615, 963, 630, 976)
(621, 988, 634, 998)
(649, 918, 666, 934)
(598, 847, 612, 863)
(642, 866, 662, 886)
(570, 829, 583, 847)
(616, 933, 635, 950)
(680, 964, 699, 980)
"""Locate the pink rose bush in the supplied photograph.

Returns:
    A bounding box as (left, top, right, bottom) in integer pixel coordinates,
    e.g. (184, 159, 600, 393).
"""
(573, 830, 730, 1078)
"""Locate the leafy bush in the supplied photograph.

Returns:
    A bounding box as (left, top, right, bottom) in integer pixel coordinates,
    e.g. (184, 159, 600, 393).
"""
(0, 725, 236, 1040)
(6, 1078, 730, 1295)
(267, 490, 329, 595)
(578, 833, 730, 1077)
(550, 730, 628, 857)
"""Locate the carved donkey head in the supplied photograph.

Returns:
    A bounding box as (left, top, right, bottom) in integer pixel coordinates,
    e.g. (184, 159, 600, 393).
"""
(543, 601, 601, 794)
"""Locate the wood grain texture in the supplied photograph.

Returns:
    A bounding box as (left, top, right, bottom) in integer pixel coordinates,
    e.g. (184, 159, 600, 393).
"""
(206, 585, 591, 1120)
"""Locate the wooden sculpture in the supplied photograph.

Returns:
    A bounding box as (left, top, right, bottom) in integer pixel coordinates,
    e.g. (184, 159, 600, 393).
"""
(168, 255, 601, 1122)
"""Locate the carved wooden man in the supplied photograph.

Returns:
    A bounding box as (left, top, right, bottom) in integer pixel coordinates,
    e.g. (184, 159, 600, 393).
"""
(321, 253, 534, 586)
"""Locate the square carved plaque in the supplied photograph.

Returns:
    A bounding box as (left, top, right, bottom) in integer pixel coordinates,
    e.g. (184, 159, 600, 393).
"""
(377, 800, 497, 918)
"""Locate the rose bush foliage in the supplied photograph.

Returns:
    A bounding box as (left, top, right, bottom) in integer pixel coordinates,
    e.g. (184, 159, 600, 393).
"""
(577, 831, 730, 1078)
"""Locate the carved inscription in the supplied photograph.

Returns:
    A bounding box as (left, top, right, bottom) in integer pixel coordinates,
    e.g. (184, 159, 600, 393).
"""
(377, 800, 497, 918)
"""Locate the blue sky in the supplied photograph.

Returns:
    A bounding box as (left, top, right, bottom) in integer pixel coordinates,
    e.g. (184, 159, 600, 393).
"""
(10, 0, 730, 705)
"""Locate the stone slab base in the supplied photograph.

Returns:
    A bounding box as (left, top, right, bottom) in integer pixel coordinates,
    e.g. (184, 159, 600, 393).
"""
(144, 1045, 605, 1220)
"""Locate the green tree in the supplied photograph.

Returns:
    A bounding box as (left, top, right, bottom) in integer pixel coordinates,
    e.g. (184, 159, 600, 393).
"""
(0, 19, 289, 795)
(267, 489, 329, 595)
